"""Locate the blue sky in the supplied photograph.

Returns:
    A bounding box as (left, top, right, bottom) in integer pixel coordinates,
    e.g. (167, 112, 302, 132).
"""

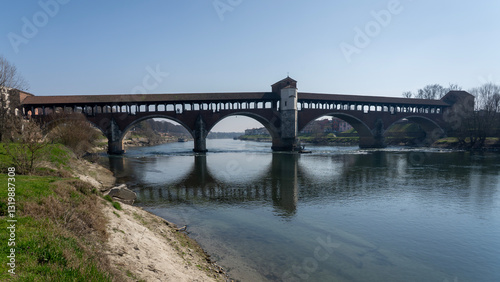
(1, 0, 499, 131)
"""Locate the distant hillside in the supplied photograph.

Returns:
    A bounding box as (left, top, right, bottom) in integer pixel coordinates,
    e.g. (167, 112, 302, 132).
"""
(207, 132, 243, 139)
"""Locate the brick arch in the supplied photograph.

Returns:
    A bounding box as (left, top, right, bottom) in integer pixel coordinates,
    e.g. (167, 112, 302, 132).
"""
(385, 116, 446, 145)
(38, 113, 107, 139)
(206, 112, 280, 140)
(120, 114, 196, 143)
(298, 112, 373, 139)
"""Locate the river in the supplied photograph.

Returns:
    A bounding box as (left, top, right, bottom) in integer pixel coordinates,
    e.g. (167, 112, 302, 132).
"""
(104, 139, 500, 282)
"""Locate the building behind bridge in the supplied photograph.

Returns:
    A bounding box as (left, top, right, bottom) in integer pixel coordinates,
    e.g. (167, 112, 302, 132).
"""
(0, 87, 34, 141)
(1, 87, 34, 116)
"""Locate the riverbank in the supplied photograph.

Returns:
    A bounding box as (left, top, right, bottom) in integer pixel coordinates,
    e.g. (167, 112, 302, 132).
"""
(432, 137, 500, 150)
(0, 144, 227, 281)
(123, 136, 190, 148)
(86, 159, 227, 281)
(103, 199, 226, 281)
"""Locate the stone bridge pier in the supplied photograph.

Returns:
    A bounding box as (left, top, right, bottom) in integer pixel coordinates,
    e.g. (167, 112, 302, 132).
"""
(193, 115, 208, 152)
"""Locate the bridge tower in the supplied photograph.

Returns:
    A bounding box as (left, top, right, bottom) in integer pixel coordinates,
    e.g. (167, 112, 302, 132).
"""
(271, 77, 299, 151)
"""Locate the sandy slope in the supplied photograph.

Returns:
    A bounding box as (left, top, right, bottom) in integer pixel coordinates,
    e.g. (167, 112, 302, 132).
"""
(74, 158, 226, 281)
(103, 202, 225, 281)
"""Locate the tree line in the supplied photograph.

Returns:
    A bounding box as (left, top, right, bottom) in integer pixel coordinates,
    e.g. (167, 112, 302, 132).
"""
(403, 83, 500, 148)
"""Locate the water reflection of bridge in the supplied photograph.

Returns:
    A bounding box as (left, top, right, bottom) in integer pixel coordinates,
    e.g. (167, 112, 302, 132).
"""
(109, 150, 499, 218)
(110, 153, 301, 216)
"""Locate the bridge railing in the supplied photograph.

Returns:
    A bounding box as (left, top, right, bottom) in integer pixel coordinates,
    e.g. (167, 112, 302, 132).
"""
(297, 100, 444, 115)
(24, 99, 280, 117)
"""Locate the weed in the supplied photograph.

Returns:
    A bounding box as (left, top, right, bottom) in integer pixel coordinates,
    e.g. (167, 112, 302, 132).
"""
(112, 202, 122, 210)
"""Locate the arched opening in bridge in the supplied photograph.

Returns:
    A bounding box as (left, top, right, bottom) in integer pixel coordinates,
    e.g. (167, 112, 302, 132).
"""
(299, 115, 363, 146)
(41, 113, 108, 155)
(121, 117, 192, 150)
(385, 117, 445, 146)
(207, 115, 275, 150)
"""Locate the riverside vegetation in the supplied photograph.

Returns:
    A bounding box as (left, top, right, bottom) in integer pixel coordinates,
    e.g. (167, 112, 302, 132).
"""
(238, 123, 500, 149)
(0, 129, 227, 281)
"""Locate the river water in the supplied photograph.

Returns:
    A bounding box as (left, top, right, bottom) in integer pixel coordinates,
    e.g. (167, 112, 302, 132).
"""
(105, 139, 500, 282)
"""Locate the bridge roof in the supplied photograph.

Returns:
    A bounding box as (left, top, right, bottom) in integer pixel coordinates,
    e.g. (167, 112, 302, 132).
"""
(298, 92, 450, 106)
(21, 91, 450, 107)
(22, 92, 279, 106)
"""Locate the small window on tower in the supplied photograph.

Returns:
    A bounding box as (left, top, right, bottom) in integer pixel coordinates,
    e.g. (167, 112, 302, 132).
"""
(285, 101, 287, 107)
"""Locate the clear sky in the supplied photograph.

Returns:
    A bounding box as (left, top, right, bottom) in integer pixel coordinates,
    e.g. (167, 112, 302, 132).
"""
(1, 0, 499, 131)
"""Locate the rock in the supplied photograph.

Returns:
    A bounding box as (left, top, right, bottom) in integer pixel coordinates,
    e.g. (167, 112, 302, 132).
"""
(107, 185, 137, 205)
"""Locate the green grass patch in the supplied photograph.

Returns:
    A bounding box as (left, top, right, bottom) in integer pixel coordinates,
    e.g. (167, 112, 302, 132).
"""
(112, 202, 122, 210)
(0, 175, 57, 215)
(44, 145, 71, 168)
(0, 143, 72, 175)
(434, 137, 460, 144)
(0, 174, 118, 281)
(0, 217, 112, 281)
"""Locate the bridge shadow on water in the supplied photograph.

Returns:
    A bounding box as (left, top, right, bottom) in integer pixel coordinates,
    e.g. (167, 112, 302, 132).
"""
(107, 149, 500, 219)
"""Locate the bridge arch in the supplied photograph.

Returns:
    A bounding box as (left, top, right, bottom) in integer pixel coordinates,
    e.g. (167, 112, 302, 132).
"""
(120, 114, 195, 144)
(38, 113, 107, 141)
(298, 112, 373, 139)
(207, 112, 279, 140)
(385, 116, 445, 146)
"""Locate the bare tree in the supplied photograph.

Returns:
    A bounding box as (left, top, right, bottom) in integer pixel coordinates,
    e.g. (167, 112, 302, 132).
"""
(5, 120, 48, 175)
(402, 91, 413, 98)
(471, 83, 500, 112)
(0, 56, 29, 90)
(407, 83, 462, 100)
(447, 83, 462, 92)
(416, 84, 447, 100)
(454, 83, 500, 148)
(0, 55, 29, 141)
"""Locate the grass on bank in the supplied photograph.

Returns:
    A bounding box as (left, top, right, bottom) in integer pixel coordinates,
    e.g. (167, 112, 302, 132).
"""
(433, 137, 500, 148)
(0, 143, 73, 176)
(0, 143, 120, 281)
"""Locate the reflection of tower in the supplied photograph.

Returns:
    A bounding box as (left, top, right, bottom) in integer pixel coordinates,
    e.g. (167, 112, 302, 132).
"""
(271, 153, 299, 216)
(184, 154, 210, 188)
(271, 77, 298, 151)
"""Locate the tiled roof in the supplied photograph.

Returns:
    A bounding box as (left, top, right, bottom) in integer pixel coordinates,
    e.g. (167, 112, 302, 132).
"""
(271, 76, 297, 87)
(22, 92, 279, 106)
(298, 92, 450, 106)
(21, 91, 450, 107)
